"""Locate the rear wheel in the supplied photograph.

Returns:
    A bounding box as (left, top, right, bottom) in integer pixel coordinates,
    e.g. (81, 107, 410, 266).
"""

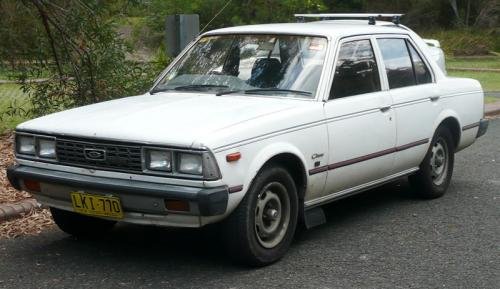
(224, 166, 298, 266)
(409, 125, 455, 198)
(50, 207, 116, 237)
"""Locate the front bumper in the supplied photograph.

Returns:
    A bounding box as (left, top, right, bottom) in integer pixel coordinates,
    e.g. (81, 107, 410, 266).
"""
(7, 165, 229, 225)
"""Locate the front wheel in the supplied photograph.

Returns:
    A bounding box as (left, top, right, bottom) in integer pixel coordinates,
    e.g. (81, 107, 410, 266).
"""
(409, 125, 455, 198)
(224, 166, 298, 266)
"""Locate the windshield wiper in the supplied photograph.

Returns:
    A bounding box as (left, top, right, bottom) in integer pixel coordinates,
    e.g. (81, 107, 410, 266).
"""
(173, 84, 229, 91)
(216, 88, 312, 97)
(151, 84, 228, 94)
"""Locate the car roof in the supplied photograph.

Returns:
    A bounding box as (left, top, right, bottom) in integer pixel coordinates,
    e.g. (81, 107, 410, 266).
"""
(204, 20, 410, 39)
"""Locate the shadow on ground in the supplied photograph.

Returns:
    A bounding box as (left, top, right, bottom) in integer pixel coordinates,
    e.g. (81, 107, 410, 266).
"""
(24, 179, 419, 268)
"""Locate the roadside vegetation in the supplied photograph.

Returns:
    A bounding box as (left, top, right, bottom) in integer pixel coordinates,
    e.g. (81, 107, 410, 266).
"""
(0, 84, 29, 133)
(448, 69, 500, 91)
(0, 0, 498, 135)
(447, 57, 500, 69)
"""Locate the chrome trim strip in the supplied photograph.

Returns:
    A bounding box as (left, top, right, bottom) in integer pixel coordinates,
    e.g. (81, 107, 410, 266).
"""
(214, 107, 381, 152)
(16, 159, 224, 188)
(439, 90, 482, 99)
(214, 91, 480, 152)
(391, 97, 430, 108)
(15, 132, 220, 181)
(305, 167, 419, 207)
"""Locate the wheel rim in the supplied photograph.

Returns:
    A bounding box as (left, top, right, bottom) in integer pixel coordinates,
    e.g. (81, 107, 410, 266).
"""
(254, 182, 291, 249)
(430, 137, 449, 186)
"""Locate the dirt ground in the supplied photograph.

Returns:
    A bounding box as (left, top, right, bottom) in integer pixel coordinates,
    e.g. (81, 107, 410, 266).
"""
(0, 132, 53, 238)
(0, 133, 31, 203)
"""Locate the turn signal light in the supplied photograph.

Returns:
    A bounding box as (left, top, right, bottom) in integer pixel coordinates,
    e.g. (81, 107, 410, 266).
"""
(165, 199, 190, 212)
(226, 152, 241, 162)
(23, 179, 41, 192)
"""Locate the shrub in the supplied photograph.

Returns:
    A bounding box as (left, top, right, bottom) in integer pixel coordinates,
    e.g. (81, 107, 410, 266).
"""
(1, 1, 162, 118)
(422, 29, 497, 56)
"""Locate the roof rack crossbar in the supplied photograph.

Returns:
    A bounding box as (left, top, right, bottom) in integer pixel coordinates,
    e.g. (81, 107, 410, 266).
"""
(294, 13, 404, 25)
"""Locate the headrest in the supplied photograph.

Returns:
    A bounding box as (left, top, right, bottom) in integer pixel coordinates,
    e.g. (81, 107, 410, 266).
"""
(248, 58, 282, 88)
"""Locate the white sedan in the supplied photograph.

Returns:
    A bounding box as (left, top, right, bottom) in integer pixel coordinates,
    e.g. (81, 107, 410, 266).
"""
(7, 14, 488, 266)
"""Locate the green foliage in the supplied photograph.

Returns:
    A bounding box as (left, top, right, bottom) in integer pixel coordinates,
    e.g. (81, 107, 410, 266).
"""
(0, 0, 160, 119)
(145, 0, 326, 37)
(0, 0, 498, 129)
(423, 29, 497, 56)
(447, 56, 500, 69)
(152, 44, 172, 71)
(448, 70, 500, 91)
(0, 84, 29, 133)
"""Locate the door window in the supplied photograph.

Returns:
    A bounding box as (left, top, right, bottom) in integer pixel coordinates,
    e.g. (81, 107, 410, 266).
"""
(377, 38, 415, 89)
(330, 39, 381, 99)
(377, 38, 432, 89)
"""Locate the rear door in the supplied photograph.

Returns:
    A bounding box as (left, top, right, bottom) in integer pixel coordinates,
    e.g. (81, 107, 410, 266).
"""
(375, 36, 439, 173)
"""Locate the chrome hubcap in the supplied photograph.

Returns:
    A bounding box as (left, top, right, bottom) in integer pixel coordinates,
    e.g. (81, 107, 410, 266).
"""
(430, 138, 448, 186)
(254, 182, 290, 249)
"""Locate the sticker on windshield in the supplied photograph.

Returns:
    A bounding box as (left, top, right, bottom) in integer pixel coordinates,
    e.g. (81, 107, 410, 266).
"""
(309, 39, 325, 51)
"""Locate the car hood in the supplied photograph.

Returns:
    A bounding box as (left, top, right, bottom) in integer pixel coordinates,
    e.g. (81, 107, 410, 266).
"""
(17, 92, 299, 148)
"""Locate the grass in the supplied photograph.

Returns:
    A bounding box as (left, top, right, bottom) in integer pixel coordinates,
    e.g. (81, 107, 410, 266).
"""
(447, 70, 500, 92)
(0, 66, 14, 80)
(485, 96, 499, 104)
(446, 56, 500, 92)
(447, 57, 500, 70)
(0, 83, 29, 133)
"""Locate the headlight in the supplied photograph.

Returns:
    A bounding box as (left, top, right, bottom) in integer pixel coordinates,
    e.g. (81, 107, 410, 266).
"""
(37, 138, 56, 159)
(16, 135, 35, 155)
(146, 149, 172, 171)
(143, 148, 220, 180)
(177, 153, 202, 175)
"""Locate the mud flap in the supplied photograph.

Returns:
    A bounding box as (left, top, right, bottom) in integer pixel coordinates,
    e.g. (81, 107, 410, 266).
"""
(304, 206, 326, 229)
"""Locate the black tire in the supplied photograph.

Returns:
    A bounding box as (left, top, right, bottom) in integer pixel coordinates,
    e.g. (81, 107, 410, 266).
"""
(224, 165, 298, 266)
(50, 207, 116, 237)
(409, 125, 455, 199)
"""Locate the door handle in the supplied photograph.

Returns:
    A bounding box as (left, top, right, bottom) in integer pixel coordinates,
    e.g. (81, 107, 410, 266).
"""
(379, 106, 391, 112)
(430, 96, 440, 102)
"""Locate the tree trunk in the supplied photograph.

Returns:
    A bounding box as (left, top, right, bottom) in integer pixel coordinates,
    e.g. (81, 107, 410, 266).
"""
(30, 0, 64, 78)
(448, 0, 461, 23)
(465, 0, 471, 27)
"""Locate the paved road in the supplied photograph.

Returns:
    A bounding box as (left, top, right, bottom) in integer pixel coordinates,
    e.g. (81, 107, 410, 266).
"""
(1, 120, 499, 289)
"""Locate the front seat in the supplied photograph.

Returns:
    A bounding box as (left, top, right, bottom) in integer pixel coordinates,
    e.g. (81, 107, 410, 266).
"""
(247, 58, 282, 88)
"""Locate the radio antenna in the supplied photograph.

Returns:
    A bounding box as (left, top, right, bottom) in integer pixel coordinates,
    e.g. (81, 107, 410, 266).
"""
(200, 0, 233, 34)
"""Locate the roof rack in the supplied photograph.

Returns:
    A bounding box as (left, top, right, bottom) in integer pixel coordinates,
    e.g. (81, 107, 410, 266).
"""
(294, 13, 404, 25)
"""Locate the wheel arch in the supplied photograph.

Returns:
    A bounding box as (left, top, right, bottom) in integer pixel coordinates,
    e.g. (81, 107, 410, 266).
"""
(432, 110, 461, 150)
(244, 143, 308, 202)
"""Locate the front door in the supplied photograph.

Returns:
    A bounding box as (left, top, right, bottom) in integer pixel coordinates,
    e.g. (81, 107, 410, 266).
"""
(320, 37, 396, 198)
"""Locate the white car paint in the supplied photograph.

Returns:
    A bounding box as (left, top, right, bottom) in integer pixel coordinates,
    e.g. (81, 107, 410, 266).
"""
(14, 20, 485, 227)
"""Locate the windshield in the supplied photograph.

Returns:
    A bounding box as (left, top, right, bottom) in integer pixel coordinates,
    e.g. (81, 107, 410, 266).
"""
(152, 34, 328, 98)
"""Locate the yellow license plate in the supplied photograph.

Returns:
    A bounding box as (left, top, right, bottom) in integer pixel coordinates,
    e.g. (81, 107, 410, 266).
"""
(70, 192, 123, 219)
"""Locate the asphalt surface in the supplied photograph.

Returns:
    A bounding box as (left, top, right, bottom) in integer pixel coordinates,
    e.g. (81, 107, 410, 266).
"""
(0, 120, 499, 289)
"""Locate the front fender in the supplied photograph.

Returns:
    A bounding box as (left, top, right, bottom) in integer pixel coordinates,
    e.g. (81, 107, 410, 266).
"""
(244, 142, 308, 190)
(222, 142, 308, 215)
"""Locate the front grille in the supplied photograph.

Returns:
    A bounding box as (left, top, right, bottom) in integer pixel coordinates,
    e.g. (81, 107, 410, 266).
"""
(56, 138, 143, 173)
